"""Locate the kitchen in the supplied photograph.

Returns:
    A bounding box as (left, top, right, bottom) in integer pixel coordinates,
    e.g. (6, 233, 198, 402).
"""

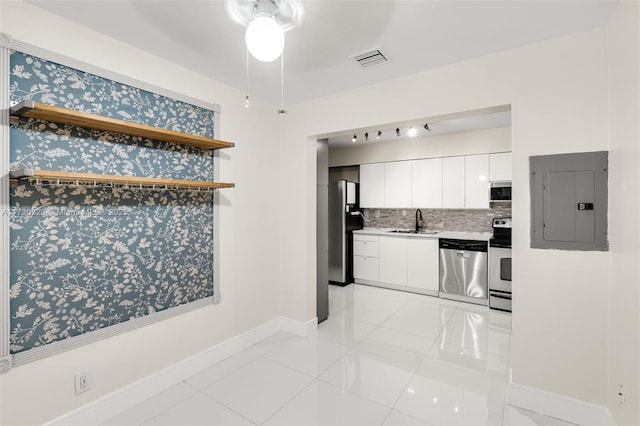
(321, 108, 513, 319)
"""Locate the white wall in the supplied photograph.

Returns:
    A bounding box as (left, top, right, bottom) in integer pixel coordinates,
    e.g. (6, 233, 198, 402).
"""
(606, 1, 640, 424)
(0, 2, 282, 425)
(329, 126, 511, 167)
(282, 26, 614, 408)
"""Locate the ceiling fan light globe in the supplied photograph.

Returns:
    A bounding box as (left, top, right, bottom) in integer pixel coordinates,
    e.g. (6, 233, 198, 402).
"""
(245, 15, 285, 62)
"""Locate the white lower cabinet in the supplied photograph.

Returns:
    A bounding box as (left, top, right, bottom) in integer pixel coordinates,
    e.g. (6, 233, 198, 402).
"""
(353, 234, 379, 282)
(407, 238, 439, 292)
(379, 236, 408, 285)
(354, 255, 379, 282)
(354, 232, 439, 295)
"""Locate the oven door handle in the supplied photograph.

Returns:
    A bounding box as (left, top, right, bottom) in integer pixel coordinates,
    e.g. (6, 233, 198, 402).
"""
(500, 258, 512, 281)
(491, 293, 512, 300)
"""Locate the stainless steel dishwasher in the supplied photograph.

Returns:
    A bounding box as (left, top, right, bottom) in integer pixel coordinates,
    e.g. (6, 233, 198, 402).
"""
(439, 239, 488, 305)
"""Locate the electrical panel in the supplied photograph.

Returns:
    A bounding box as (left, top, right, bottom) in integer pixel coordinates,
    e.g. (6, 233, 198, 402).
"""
(530, 151, 608, 251)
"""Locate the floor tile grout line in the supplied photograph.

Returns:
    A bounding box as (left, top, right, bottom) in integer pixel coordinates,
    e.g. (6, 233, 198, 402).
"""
(313, 377, 402, 418)
(258, 378, 317, 426)
(373, 296, 414, 331)
(135, 387, 200, 426)
(195, 389, 259, 426)
(255, 353, 320, 381)
(379, 407, 395, 426)
(256, 337, 350, 383)
(187, 347, 317, 425)
(385, 347, 432, 422)
(182, 352, 260, 392)
(187, 353, 315, 425)
(110, 383, 197, 426)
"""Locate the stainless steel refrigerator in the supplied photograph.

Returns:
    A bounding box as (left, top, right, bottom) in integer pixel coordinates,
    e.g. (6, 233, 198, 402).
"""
(329, 180, 363, 286)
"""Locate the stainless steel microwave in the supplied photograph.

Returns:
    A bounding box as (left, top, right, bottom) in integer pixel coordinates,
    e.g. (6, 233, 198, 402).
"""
(490, 182, 512, 202)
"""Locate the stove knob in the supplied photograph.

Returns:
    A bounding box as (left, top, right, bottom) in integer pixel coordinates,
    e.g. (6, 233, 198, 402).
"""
(501, 220, 506, 224)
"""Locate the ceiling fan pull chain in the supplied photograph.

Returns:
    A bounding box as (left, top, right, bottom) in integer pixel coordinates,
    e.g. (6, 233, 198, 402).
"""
(245, 47, 251, 108)
(278, 49, 287, 114)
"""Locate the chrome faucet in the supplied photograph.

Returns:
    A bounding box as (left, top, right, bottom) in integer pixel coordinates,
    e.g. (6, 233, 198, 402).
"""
(415, 209, 423, 233)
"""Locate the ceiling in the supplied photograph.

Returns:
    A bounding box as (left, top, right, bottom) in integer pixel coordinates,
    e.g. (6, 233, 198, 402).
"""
(27, 0, 617, 107)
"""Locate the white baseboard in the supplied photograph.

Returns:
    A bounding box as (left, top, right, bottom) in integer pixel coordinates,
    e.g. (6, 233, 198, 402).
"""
(278, 316, 318, 337)
(509, 383, 616, 426)
(46, 316, 317, 426)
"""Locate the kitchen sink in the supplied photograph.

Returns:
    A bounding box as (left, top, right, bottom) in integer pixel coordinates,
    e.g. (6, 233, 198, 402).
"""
(388, 230, 439, 235)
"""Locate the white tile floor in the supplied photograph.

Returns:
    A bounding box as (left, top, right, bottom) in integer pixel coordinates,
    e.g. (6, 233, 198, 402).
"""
(103, 284, 578, 426)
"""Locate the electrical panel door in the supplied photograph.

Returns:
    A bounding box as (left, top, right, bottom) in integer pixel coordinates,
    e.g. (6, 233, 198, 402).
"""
(530, 151, 607, 251)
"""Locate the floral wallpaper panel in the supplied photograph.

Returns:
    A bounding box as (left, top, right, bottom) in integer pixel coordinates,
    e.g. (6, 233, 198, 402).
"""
(9, 52, 216, 354)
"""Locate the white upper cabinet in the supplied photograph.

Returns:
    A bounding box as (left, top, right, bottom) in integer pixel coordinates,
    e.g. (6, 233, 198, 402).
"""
(442, 156, 465, 209)
(384, 161, 412, 208)
(411, 158, 443, 208)
(489, 152, 512, 181)
(360, 163, 385, 208)
(465, 154, 490, 209)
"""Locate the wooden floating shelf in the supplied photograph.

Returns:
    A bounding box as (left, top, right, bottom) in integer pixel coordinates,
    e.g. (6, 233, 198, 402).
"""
(11, 101, 235, 150)
(10, 169, 235, 191)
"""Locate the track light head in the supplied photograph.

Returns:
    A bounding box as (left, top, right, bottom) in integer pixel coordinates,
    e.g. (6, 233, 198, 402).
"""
(352, 134, 357, 143)
(365, 132, 369, 142)
(424, 122, 431, 131)
(376, 130, 381, 139)
(408, 126, 417, 137)
(396, 128, 400, 137)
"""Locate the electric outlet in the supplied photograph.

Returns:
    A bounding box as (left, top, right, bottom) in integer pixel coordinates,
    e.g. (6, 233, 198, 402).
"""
(375, 210, 380, 219)
(402, 210, 407, 217)
(75, 370, 92, 395)
(617, 384, 626, 405)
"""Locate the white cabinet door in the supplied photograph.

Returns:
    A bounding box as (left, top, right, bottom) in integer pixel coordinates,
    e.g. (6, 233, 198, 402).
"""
(465, 154, 490, 209)
(412, 158, 443, 208)
(379, 236, 407, 285)
(360, 163, 385, 208)
(384, 161, 412, 208)
(354, 256, 379, 281)
(353, 235, 379, 257)
(442, 156, 465, 209)
(407, 238, 439, 292)
(489, 152, 512, 181)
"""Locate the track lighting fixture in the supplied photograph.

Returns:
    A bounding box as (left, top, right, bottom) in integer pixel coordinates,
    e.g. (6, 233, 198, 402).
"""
(408, 126, 417, 137)
(424, 122, 431, 131)
(352, 134, 357, 143)
(396, 128, 400, 137)
(365, 132, 369, 142)
(377, 131, 382, 139)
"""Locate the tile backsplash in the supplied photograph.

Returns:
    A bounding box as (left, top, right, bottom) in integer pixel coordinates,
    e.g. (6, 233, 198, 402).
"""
(362, 204, 511, 233)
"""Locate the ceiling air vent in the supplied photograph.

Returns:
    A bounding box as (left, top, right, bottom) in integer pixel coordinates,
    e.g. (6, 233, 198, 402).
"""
(352, 48, 389, 69)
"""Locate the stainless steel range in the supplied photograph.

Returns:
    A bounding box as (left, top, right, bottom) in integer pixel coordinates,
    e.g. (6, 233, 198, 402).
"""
(489, 217, 512, 312)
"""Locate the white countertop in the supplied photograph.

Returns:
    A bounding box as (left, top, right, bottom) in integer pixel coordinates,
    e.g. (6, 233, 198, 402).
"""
(354, 227, 493, 241)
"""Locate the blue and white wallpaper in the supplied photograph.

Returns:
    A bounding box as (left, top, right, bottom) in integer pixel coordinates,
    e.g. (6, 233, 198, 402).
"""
(9, 52, 216, 354)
